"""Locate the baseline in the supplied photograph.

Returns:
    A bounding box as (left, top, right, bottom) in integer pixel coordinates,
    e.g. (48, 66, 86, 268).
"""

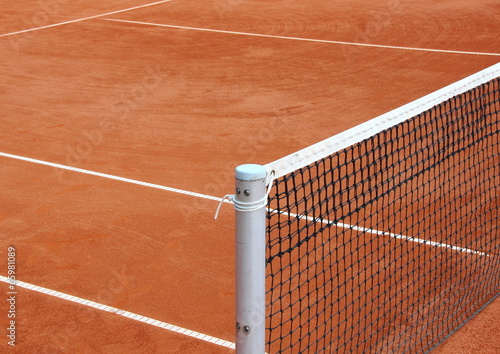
(0, 275, 235, 349)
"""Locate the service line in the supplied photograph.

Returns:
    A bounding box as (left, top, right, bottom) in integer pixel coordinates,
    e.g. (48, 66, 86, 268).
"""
(2, 151, 488, 256)
(0, 0, 174, 38)
(102, 18, 500, 57)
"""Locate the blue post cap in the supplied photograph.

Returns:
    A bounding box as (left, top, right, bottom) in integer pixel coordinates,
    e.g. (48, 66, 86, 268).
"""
(235, 164, 267, 181)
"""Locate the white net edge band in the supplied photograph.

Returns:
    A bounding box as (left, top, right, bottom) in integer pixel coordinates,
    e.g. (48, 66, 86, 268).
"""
(265, 62, 500, 179)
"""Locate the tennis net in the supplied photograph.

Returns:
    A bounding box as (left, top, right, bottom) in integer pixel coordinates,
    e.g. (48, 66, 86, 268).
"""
(263, 63, 500, 353)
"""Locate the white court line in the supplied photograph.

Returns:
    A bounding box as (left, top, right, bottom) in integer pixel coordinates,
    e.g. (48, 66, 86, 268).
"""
(1, 151, 488, 255)
(0, 0, 173, 38)
(2, 151, 490, 256)
(102, 18, 500, 57)
(270, 209, 491, 257)
(0, 152, 222, 203)
(0, 275, 235, 349)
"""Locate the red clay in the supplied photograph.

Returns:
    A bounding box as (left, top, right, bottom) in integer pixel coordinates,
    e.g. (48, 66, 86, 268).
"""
(433, 296, 500, 354)
(0, 0, 498, 352)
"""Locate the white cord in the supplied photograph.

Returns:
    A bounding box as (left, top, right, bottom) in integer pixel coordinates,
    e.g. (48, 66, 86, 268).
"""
(214, 194, 234, 220)
(214, 171, 275, 219)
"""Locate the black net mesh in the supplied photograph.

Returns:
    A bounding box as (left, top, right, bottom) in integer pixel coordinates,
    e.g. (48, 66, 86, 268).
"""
(266, 77, 500, 353)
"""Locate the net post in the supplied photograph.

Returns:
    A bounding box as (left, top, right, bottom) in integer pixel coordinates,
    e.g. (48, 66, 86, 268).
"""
(234, 164, 267, 354)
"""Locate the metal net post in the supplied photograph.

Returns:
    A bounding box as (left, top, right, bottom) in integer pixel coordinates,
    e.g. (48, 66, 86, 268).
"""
(234, 164, 267, 354)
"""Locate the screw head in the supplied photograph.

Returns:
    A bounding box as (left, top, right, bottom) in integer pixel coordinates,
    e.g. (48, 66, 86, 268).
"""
(243, 325, 251, 334)
(236, 188, 241, 194)
(244, 189, 251, 196)
(236, 323, 241, 331)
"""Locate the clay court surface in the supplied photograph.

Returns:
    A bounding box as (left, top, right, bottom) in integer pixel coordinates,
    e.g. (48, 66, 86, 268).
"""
(0, 0, 499, 352)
